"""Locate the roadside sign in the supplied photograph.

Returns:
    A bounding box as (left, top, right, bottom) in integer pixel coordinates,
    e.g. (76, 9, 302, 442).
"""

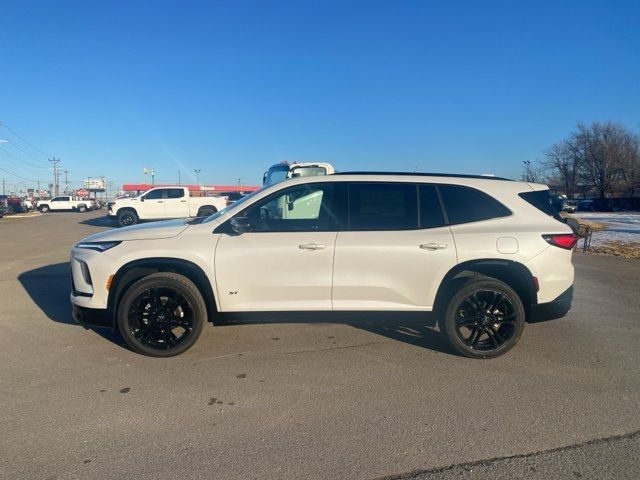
(76, 188, 89, 197)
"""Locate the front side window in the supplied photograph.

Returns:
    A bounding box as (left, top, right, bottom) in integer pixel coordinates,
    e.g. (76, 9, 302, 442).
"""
(348, 183, 418, 230)
(438, 184, 511, 225)
(53, 196, 69, 202)
(144, 189, 164, 200)
(241, 183, 344, 232)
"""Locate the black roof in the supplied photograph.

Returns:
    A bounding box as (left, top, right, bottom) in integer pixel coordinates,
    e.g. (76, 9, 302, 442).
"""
(332, 171, 513, 181)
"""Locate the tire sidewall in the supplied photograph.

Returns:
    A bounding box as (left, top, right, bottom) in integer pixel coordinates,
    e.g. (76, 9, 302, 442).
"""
(116, 273, 206, 357)
(78, 205, 87, 213)
(40, 205, 50, 213)
(117, 210, 138, 227)
(440, 279, 525, 359)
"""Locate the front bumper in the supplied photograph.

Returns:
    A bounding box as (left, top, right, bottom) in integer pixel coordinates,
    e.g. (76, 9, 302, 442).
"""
(529, 285, 573, 322)
(71, 303, 114, 329)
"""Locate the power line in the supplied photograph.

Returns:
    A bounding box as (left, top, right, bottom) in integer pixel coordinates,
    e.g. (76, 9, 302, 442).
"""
(0, 121, 53, 158)
(0, 166, 43, 182)
(4, 140, 49, 165)
(0, 145, 49, 170)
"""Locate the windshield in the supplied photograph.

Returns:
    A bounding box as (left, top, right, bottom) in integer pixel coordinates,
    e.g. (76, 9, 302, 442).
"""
(200, 188, 264, 223)
(263, 165, 289, 185)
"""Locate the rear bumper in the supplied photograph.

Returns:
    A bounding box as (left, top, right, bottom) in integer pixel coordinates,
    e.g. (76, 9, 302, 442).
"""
(529, 285, 573, 322)
(71, 303, 114, 329)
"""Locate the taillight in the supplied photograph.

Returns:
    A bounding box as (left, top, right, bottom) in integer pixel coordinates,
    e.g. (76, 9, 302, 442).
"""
(542, 233, 579, 250)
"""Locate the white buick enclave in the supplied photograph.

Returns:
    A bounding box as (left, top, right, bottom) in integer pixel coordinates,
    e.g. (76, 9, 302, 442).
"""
(70, 173, 577, 358)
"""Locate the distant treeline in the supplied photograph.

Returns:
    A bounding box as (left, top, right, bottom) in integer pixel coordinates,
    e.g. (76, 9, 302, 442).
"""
(523, 121, 640, 199)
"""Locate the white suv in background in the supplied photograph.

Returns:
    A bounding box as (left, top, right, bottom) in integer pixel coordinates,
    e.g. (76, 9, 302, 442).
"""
(70, 173, 577, 358)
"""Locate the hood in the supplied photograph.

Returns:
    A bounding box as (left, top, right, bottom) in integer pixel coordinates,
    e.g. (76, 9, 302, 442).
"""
(80, 218, 190, 242)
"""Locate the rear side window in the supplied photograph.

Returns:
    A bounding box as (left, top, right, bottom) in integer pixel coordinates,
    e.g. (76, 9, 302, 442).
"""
(167, 188, 184, 199)
(438, 184, 511, 225)
(349, 183, 417, 230)
(519, 190, 564, 222)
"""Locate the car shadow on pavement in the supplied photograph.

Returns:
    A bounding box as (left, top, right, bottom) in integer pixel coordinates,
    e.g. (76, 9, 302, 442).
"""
(17, 263, 453, 356)
(17, 263, 128, 350)
(222, 311, 454, 355)
(78, 215, 114, 227)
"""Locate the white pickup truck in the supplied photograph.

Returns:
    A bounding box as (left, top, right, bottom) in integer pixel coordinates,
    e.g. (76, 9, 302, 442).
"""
(37, 196, 93, 213)
(108, 186, 228, 227)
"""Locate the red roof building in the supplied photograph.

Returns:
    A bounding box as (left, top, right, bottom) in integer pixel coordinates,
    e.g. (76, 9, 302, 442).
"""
(121, 183, 260, 194)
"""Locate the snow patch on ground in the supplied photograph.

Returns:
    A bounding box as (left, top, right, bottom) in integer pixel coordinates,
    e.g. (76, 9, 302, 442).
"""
(571, 212, 640, 246)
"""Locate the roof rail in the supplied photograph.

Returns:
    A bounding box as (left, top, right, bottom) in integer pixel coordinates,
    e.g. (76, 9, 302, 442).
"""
(332, 171, 513, 181)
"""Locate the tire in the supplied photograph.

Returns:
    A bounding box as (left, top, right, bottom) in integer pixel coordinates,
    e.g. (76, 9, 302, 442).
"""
(197, 206, 217, 217)
(438, 278, 526, 359)
(77, 204, 87, 213)
(116, 272, 207, 357)
(39, 205, 50, 213)
(117, 209, 138, 227)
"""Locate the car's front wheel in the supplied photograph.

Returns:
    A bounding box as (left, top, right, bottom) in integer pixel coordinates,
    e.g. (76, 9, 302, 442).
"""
(116, 272, 207, 357)
(39, 205, 50, 213)
(117, 209, 138, 227)
(439, 278, 525, 359)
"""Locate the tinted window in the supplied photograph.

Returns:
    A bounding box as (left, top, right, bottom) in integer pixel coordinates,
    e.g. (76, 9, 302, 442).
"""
(349, 183, 417, 230)
(419, 185, 446, 228)
(439, 184, 511, 224)
(167, 188, 184, 199)
(53, 197, 68, 202)
(241, 183, 345, 232)
(519, 190, 564, 223)
(144, 189, 164, 200)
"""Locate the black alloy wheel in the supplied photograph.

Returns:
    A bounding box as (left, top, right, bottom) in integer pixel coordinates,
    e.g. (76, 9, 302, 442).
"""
(440, 278, 525, 359)
(117, 273, 206, 357)
(117, 210, 138, 227)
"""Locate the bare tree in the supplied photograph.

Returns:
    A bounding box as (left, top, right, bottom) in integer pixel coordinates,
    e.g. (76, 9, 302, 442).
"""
(617, 134, 640, 197)
(576, 121, 637, 199)
(543, 140, 581, 198)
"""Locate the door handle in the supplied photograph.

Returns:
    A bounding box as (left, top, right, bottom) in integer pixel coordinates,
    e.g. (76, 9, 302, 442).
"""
(420, 243, 448, 250)
(180, 200, 187, 202)
(157, 201, 164, 203)
(299, 243, 326, 250)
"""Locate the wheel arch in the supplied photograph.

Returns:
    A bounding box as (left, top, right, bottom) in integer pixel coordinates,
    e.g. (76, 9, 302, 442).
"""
(197, 205, 218, 216)
(107, 257, 218, 326)
(116, 206, 138, 217)
(433, 259, 538, 320)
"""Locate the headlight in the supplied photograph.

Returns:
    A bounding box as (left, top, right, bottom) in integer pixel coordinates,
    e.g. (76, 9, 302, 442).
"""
(75, 241, 121, 252)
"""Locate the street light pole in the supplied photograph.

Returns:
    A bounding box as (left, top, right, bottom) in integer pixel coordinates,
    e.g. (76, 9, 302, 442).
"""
(194, 169, 201, 186)
(177, 170, 181, 185)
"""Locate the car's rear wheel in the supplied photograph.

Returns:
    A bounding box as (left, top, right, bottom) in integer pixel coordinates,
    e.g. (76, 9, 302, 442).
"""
(78, 204, 87, 213)
(117, 209, 138, 227)
(197, 206, 217, 217)
(439, 278, 525, 359)
(116, 272, 206, 357)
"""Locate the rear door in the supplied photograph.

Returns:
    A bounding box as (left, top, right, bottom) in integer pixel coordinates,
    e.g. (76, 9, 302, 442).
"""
(214, 182, 344, 311)
(332, 182, 457, 311)
(164, 188, 189, 218)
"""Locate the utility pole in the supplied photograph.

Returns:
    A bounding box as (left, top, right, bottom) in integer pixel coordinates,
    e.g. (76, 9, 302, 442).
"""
(194, 169, 201, 187)
(177, 170, 181, 185)
(2, 178, 4, 195)
(37, 180, 41, 200)
(49, 158, 61, 196)
(62, 169, 69, 194)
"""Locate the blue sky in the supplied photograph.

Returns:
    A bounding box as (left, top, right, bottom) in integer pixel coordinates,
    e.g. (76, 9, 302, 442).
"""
(1, 0, 639, 189)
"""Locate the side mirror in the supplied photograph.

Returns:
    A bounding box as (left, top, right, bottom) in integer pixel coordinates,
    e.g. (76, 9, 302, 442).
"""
(140, 196, 145, 202)
(230, 217, 252, 234)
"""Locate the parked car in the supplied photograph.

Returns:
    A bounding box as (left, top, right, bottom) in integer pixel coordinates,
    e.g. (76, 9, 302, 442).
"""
(0, 195, 28, 214)
(0, 196, 8, 217)
(562, 200, 577, 213)
(71, 172, 576, 359)
(107, 186, 228, 227)
(37, 196, 93, 213)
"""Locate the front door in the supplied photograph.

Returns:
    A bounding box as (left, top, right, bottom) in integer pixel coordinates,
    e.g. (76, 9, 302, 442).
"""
(141, 189, 166, 219)
(214, 182, 345, 312)
(50, 196, 71, 210)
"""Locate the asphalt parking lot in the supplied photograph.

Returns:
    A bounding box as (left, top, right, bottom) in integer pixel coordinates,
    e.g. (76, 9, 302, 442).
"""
(1, 210, 639, 479)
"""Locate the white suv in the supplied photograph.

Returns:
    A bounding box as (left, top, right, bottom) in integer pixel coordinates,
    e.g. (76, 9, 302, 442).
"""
(70, 173, 577, 358)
